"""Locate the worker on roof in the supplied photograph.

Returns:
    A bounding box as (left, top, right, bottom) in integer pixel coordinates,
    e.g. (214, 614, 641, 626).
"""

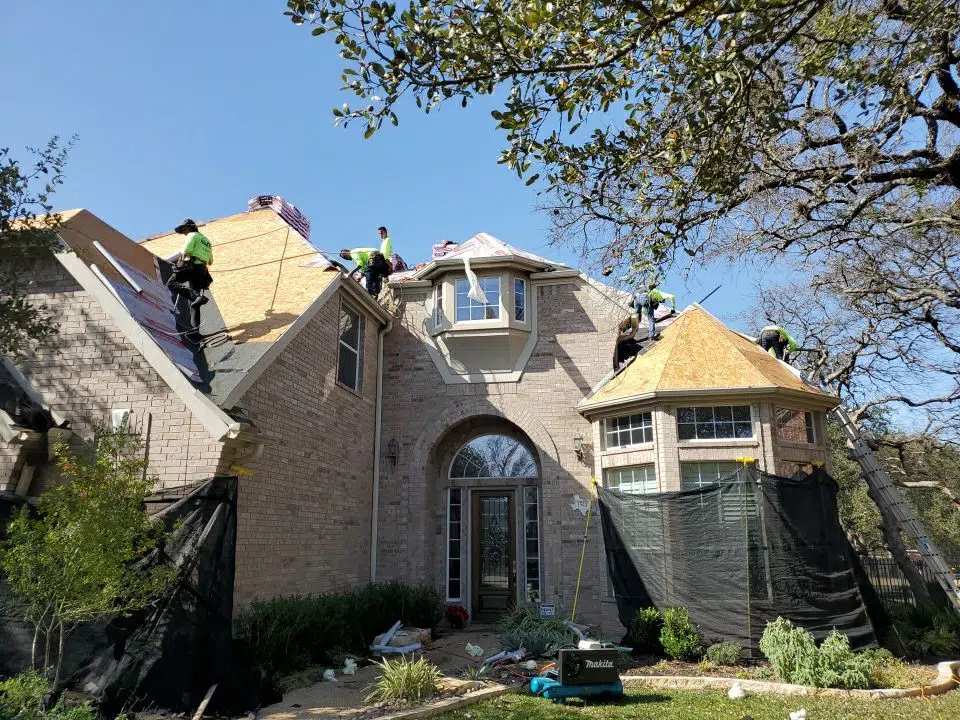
(613, 315, 643, 370)
(165, 218, 213, 333)
(633, 282, 675, 341)
(758, 322, 799, 363)
(340, 225, 393, 297)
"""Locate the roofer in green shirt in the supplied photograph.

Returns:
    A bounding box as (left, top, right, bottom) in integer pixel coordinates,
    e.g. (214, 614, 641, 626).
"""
(340, 226, 393, 297)
(633, 282, 676, 341)
(758, 322, 799, 363)
(165, 218, 214, 332)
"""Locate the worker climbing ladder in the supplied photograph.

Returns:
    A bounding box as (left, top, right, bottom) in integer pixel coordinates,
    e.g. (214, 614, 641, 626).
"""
(831, 405, 960, 613)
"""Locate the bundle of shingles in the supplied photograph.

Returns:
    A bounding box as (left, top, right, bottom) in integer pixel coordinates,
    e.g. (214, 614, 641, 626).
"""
(247, 195, 311, 241)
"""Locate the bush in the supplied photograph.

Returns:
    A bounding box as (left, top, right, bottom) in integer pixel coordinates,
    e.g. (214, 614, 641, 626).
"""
(499, 605, 577, 658)
(885, 603, 960, 658)
(660, 607, 702, 661)
(758, 617, 872, 689)
(0, 672, 98, 720)
(238, 582, 444, 674)
(366, 656, 441, 704)
(627, 607, 664, 655)
(705, 641, 742, 666)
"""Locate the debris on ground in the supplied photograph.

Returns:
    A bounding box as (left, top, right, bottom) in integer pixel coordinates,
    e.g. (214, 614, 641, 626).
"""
(343, 659, 357, 676)
(466, 642, 484, 657)
(484, 648, 526, 666)
(728, 681, 746, 699)
(322, 669, 336, 682)
(789, 709, 807, 720)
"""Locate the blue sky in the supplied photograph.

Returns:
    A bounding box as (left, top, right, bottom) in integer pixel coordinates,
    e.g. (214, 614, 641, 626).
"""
(0, 1, 760, 327)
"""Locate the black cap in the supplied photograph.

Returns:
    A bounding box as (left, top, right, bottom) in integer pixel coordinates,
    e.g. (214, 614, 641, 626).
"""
(175, 218, 199, 234)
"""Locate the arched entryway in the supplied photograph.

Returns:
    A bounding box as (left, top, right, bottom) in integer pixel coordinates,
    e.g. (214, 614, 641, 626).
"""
(439, 422, 542, 621)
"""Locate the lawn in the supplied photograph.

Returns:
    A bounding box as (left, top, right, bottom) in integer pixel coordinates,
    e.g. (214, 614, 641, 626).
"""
(437, 688, 960, 720)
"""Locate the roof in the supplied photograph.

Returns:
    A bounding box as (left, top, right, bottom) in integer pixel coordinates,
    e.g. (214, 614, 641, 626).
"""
(141, 208, 338, 344)
(580, 305, 837, 412)
(48, 207, 385, 416)
(409, 232, 564, 281)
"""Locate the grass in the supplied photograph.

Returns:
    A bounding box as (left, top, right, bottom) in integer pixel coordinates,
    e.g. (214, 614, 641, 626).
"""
(435, 688, 960, 720)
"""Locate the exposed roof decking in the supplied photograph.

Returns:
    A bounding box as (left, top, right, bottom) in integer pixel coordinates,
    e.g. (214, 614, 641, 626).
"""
(581, 305, 836, 411)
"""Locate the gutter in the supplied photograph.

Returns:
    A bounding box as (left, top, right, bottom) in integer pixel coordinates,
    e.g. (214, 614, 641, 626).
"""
(370, 318, 393, 581)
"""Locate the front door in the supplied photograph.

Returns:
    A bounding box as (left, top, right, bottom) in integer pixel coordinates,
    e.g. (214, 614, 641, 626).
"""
(472, 491, 515, 619)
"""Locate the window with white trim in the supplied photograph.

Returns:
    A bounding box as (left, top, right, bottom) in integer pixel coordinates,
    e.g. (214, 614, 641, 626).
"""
(455, 277, 501, 321)
(514, 278, 526, 322)
(446, 488, 463, 601)
(776, 408, 816, 444)
(681, 461, 756, 523)
(604, 464, 657, 494)
(433, 283, 444, 329)
(337, 304, 363, 391)
(523, 487, 541, 603)
(604, 412, 653, 448)
(677, 406, 752, 440)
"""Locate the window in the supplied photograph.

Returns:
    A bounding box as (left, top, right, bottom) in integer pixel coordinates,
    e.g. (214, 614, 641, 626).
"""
(677, 406, 753, 440)
(514, 278, 526, 322)
(337, 304, 363, 391)
(524, 487, 541, 603)
(450, 435, 537, 478)
(605, 412, 653, 448)
(776, 408, 816, 444)
(433, 284, 444, 329)
(605, 465, 657, 494)
(680, 461, 739, 490)
(446, 488, 462, 601)
(455, 277, 500, 321)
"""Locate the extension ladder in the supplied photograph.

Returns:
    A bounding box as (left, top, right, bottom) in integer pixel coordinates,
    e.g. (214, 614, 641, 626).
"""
(831, 405, 960, 613)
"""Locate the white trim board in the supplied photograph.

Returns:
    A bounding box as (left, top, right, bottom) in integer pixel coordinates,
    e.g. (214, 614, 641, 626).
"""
(53, 242, 244, 443)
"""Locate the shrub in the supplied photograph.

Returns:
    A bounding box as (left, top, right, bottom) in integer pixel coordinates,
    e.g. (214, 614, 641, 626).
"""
(816, 631, 872, 689)
(499, 605, 577, 658)
(0, 672, 98, 720)
(238, 582, 445, 675)
(886, 603, 960, 658)
(758, 617, 872, 689)
(366, 656, 441, 704)
(659, 607, 702, 661)
(627, 607, 664, 655)
(0, 671, 47, 720)
(445, 604, 469, 629)
(705, 641, 742, 666)
(759, 617, 819, 686)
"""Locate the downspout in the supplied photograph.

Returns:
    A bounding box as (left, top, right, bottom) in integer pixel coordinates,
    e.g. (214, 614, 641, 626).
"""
(370, 318, 393, 582)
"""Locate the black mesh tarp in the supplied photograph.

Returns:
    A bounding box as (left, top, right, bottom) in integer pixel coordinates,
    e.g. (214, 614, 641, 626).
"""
(1, 476, 264, 713)
(598, 467, 881, 653)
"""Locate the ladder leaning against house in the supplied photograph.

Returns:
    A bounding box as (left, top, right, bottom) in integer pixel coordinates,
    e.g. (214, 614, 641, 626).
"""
(830, 405, 960, 613)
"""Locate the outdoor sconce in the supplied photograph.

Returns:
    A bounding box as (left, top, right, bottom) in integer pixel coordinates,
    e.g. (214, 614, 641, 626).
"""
(573, 434, 584, 460)
(387, 438, 400, 466)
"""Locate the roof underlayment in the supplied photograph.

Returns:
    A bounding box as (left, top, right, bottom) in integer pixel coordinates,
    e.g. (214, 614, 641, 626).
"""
(583, 305, 833, 407)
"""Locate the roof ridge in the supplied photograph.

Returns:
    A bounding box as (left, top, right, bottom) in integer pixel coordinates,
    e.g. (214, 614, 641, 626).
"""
(693, 308, 775, 388)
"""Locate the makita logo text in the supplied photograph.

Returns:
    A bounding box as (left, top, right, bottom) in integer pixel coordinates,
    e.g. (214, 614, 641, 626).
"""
(584, 659, 614, 669)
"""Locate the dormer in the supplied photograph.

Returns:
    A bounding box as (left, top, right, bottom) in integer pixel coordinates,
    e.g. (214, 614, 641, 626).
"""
(396, 233, 563, 383)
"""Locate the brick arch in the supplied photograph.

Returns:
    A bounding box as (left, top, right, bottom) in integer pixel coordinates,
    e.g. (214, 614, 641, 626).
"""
(411, 396, 560, 476)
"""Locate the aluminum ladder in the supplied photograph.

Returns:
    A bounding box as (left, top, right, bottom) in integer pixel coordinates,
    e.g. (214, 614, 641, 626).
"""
(831, 405, 960, 612)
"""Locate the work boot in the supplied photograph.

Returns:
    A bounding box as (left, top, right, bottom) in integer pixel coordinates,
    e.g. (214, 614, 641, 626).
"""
(190, 294, 209, 308)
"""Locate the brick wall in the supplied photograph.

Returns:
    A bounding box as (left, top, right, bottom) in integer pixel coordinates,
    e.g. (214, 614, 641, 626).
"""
(231, 288, 380, 607)
(0, 255, 229, 494)
(378, 276, 627, 632)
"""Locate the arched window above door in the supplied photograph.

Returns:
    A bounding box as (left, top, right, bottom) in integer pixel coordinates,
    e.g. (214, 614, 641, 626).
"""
(450, 435, 537, 478)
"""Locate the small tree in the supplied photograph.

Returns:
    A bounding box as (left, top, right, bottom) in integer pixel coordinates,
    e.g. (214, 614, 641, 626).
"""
(0, 427, 172, 684)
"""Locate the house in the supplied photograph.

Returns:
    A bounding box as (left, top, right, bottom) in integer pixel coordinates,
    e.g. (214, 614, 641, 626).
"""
(0, 198, 838, 634)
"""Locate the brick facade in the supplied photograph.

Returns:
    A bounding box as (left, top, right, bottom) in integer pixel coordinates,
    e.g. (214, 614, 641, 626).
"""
(1, 255, 230, 493)
(231, 290, 380, 606)
(378, 275, 628, 632)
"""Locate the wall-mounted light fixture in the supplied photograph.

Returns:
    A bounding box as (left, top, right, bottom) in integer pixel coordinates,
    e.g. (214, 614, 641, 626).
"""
(573, 434, 584, 460)
(387, 438, 400, 466)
